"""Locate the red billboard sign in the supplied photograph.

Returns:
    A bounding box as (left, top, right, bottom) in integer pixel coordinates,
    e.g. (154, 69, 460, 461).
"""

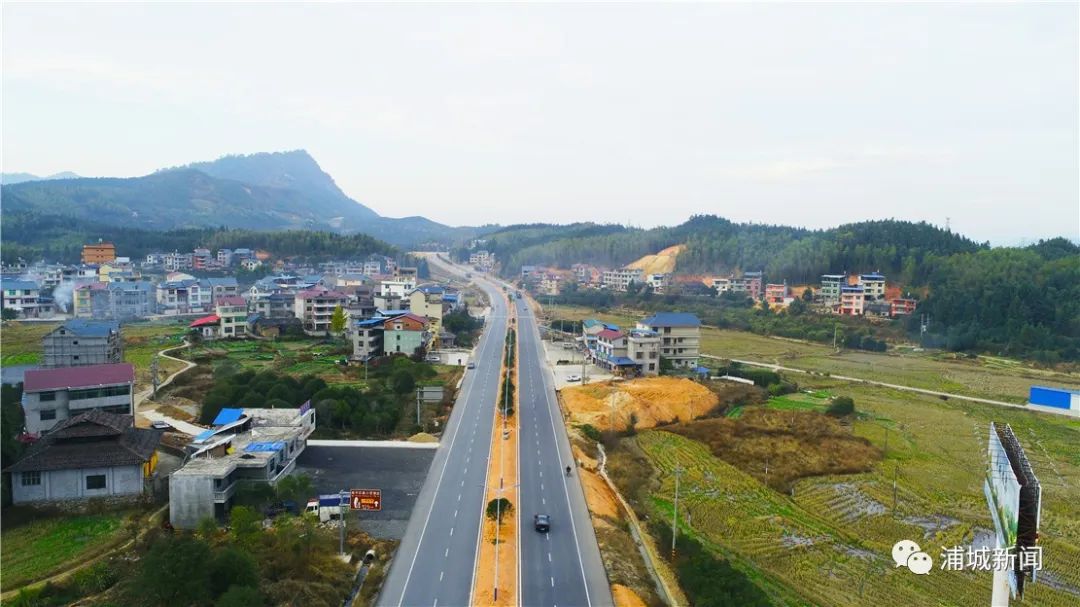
(350, 489, 382, 511)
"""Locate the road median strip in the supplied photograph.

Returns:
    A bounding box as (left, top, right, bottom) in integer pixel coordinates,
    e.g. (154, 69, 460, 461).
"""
(472, 296, 520, 606)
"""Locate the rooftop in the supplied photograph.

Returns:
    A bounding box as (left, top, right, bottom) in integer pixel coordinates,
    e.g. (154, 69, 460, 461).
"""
(3, 280, 40, 291)
(6, 410, 160, 473)
(190, 314, 221, 328)
(216, 296, 247, 307)
(640, 312, 701, 328)
(52, 319, 120, 337)
(24, 363, 135, 392)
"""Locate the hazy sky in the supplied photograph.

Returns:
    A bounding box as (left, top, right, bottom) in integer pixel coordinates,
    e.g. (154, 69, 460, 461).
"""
(3, 2, 1077, 244)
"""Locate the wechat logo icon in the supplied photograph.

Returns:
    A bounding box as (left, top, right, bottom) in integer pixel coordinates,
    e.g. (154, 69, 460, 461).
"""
(892, 539, 933, 575)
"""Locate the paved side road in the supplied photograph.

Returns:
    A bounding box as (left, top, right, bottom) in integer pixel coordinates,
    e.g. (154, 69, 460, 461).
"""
(701, 354, 1048, 413)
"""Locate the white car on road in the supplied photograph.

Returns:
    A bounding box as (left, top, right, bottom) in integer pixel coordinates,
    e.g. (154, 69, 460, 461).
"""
(566, 374, 582, 382)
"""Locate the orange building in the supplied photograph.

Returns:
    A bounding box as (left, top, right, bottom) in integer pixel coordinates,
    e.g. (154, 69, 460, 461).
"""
(81, 242, 117, 265)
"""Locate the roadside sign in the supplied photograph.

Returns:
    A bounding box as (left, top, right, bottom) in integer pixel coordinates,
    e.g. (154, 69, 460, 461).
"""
(350, 489, 382, 511)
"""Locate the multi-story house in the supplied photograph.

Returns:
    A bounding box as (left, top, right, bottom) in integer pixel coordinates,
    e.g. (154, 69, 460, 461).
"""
(21, 363, 136, 435)
(521, 265, 539, 282)
(820, 274, 847, 305)
(240, 258, 262, 271)
(740, 271, 764, 300)
(72, 281, 155, 320)
(41, 320, 123, 368)
(5, 409, 161, 505)
(379, 278, 416, 298)
(192, 248, 214, 271)
(890, 298, 917, 316)
(363, 260, 384, 276)
(646, 273, 670, 294)
(538, 273, 563, 296)
(170, 406, 315, 528)
(216, 296, 249, 338)
(711, 276, 732, 293)
(627, 328, 661, 376)
(252, 292, 296, 319)
(765, 283, 790, 306)
(294, 288, 348, 335)
(202, 277, 240, 301)
(409, 286, 446, 345)
(351, 317, 386, 360)
(216, 249, 233, 267)
(156, 278, 201, 314)
(383, 313, 431, 356)
(839, 286, 865, 316)
(601, 268, 644, 292)
(145, 253, 165, 266)
(594, 329, 628, 363)
(164, 251, 194, 272)
(81, 242, 116, 265)
(469, 250, 492, 266)
(2, 279, 49, 318)
(637, 312, 701, 369)
(858, 273, 886, 301)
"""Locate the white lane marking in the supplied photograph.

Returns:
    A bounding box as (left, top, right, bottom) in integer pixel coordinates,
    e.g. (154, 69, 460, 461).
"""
(457, 494, 461, 501)
(440, 571, 444, 581)
(454, 509, 458, 518)
(395, 310, 495, 607)
(461, 480, 464, 487)
(445, 548, 449, 557)
(433, 600, 438, 607)
(542, 497, 546, 505)
(541, 483, 544, 491)
(551, 576, 555, 587)
(539, 471, 543, 478)
(450, 527, 454, 536)
(548, 552, 552, 562)
(464, 467, 468, 474)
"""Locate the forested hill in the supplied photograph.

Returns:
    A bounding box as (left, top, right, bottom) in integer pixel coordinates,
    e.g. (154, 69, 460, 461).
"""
(481, 215, 985, 285)
(0, 150, 488, 247)
(0, 212, 397, 265)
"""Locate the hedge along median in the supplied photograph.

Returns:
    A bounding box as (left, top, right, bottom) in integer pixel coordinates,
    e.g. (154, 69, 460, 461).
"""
(473, 300, 520, 606)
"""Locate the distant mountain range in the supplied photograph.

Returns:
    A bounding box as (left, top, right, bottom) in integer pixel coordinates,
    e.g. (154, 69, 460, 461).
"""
(0, 151, 488, 246)
(1, 171, 81, 185)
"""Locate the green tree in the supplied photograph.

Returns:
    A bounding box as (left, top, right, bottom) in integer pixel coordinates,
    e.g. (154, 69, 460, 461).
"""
(392, 370, 416, 395)
(276, 473, 313, 506)
(486, 497, 513, 520)
(801, 287, 814, 301)
(209, 547, 260, 597)
(330, 304, 347, 335)
(229, 506, 263, 547)
(137, 536, 212, 606)
(1, 383, 26, 468)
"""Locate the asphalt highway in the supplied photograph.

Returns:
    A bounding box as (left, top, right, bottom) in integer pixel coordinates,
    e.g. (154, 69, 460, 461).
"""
(377, 273, 507, 607)
(516, 297, 613, 607)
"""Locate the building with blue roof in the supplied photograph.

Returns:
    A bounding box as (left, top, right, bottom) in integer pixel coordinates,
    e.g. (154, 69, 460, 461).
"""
(41, 320, 123, 368)
(2, 278, 52, 318)
(636, 312, 701, 369)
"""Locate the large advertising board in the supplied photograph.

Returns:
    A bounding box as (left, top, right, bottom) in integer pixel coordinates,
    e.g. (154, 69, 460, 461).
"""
(984, 422, 1042, 598)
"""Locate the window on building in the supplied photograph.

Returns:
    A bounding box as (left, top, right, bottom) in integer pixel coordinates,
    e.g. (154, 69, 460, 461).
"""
(73, 340, 79, 345)
(73, 355, 79, 361)
(39, 391, 57, 402)
(86, 475, 107, 490)
(39, 409, 57, 421)
(22, 471, 42, 486)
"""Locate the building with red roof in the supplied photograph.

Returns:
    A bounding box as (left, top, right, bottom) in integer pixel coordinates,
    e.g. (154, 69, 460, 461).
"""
(22, 363, 136, 435)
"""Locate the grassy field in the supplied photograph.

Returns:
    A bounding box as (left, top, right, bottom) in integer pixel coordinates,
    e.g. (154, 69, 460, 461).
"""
(620, 376, 1080, 607)
(546, 303, 1080, 403)
(0, 321, 57, 366)
(0, 320, 188, 391)
(0, 512, 131, 592)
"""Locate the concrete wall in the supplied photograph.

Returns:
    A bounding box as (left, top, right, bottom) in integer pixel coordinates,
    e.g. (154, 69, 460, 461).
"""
(24, 386, 134, 434)
(169, 474, 216, 529)
(11, 465, 143, 504)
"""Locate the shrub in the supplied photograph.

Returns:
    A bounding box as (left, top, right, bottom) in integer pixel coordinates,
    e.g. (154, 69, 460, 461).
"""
(578, 424, 602, 442)
(826, 396, 855, 416)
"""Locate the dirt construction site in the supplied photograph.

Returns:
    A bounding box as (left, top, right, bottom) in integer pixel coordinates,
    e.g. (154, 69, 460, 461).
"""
(560, 376, 719, 431)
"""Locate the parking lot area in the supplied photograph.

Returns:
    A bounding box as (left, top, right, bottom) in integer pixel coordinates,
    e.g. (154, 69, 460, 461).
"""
(295, 445, 436, 539)
(541, 340, 613, 389)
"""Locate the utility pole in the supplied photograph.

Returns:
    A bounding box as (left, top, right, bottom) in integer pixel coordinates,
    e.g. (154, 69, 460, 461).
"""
(150, 354, 160, 399)
(416, 387, 422, 426)
(339, 489, 349, 555)
(892, 463, 899, 518)
(671, 465, 684, 558)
